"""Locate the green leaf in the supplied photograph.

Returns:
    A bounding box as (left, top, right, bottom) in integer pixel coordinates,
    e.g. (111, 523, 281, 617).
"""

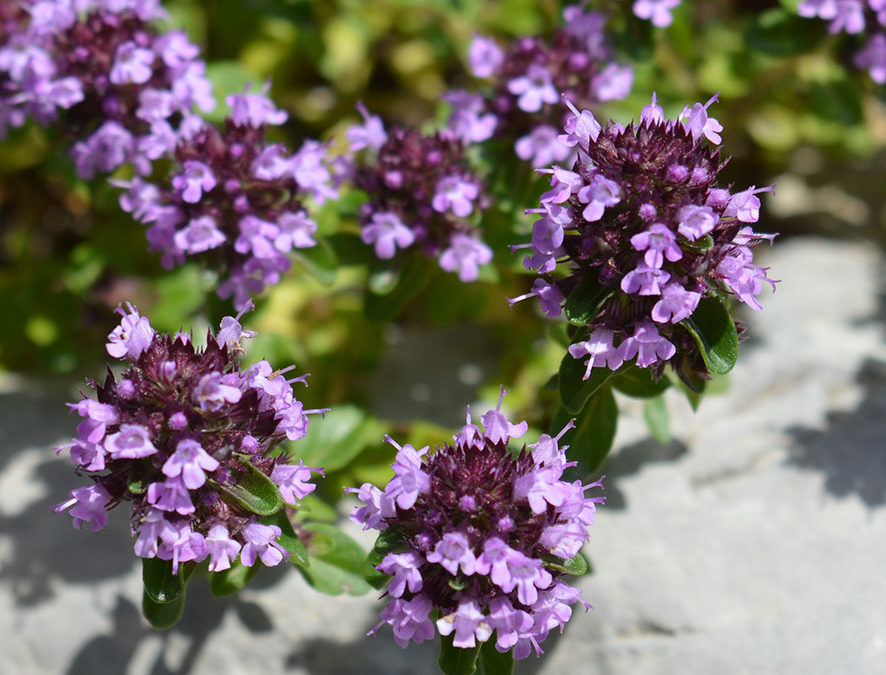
(745, 8, 822, 56)
(677, 377, 706, 411)
(142, 557, 186, 604)
(438, 635, 480, 675)
(643, 395, 671, 445)
(295, 405, 386, 473)
(297, 523, 374, 595)
(142, 588, 186, 630)
(478, 640, 514, 675)
(553, 386, 618, 474)
(264, 510, 309, 569)
(293, 238, 338, 286)
(611, 366, 670, 398)
(212, 460, 283, 516)
(326, 232, 371, 266)
(543, 550, 589, 576)
(680, 297, 739, 376)
(209, 560, 258, 597)
(367, 527, 406, 567)
(558, 347, 621, 415)
(364, 255, 433, 322)
(563, 275, 615, 327)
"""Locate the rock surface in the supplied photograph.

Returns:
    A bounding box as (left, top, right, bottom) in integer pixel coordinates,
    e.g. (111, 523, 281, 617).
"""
(1, 237, 884, 675)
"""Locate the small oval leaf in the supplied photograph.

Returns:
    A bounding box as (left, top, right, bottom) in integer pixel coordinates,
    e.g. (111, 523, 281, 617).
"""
(438, 635, 480, 675)
(558, 348, 621, 415)
(563, 275, 616, 326)
(543, 551, 589, 576)
(479, 638, 514, 675)
(553, 386, 618, 474)
(643, 395, 671, 445)
(142, 557, 184, 604)
(612, 366, 670, 399)
(142, 588, 186, 630)
(680, 297, 739, 376)
(212, 461, 283, 516)
(264, 509, 309, 569)
(297, 523, 374, 596)
(210, 560, 258, 597)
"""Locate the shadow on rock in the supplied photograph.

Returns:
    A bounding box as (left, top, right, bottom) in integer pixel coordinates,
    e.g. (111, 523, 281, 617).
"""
(284, 599, 572, 675)
(787, 358, 886, 508)
(594, 437, 689, 510)
(66, 576, 278, 675)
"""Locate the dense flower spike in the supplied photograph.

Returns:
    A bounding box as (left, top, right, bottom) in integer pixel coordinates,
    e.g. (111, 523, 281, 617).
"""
(114, 85, 336, 309)
(346, 105, 493, 282)
(798, 0, 886, 82)
(461, 4, 632, 167)
(351, 389, 603, 658)
(0, 0, 213, 174)
(512, 95, 776, 381)
(54, 302, 326, 574)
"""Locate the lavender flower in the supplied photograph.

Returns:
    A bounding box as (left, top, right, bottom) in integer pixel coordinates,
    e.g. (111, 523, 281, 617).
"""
(510, 95, 776, 381)
(0, 0, 213, 175)
(458, 4, 632, 167)
(351, 389, 603, 658)
(346, 106, 493, 282)
(114, 85, 336, 309)
(54, 302, 326, 575)
(631, 0, 682, 28)
(798, 0, 886, 82)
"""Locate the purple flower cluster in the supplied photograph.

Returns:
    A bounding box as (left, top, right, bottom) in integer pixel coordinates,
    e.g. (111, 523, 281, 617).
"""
(351, 389, 603, 658)
(55, 302, 326, 574)
(511, 95, 776, 379)
(346, 104, 493, 282)
(798, 0, 886, 82)
(0, 0, 214, 176)
(463, 4, 632, 167)
(115, 86, 337, 309)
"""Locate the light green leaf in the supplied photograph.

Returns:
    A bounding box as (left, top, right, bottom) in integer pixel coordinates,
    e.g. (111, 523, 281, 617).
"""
(643, 395, 671, 445)
(542, 550, 589, 576)
(295, 405, 386, 473)
(293, 237, 338, 286)
(297, 523, 374, 596)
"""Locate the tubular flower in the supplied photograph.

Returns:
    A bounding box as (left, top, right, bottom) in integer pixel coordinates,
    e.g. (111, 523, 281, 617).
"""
(351, 388, 603, 659)
(346, 105, 492, 282)
(459, 4, 632, 167)
(114, 85, 336, 309)
(797, 1, 886, 81)
(511, 95, 776, 382)
(54, 302, 326, 574)
(0, 0, 213, 174)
